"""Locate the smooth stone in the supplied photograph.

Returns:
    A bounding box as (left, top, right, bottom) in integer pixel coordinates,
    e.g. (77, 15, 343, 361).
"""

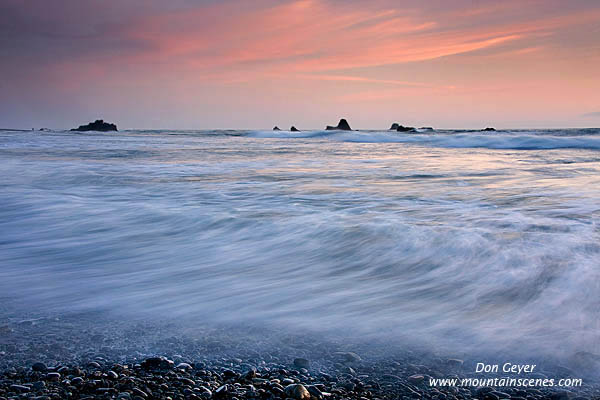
(307, 385, 324, 399)
(333, 351, 361, 363)
(176, 362, 193, 370)
(10, 384, 31, 392)
(483, 393, 499, 400)
(285, 384, 311, 400)
(32, 381, 46, 390)
(482, 127, 496, 131)
(222, 369, 239, 379)
(132, 388, 148, 398)
(447, 359, 464, 367)
(32, 362, 48, 372)
(273, 126, 281, 131)
(243, 368, 257, 379)
(46, 372, 60, 381)
(107, 370, 119, 379)
(290, 126, 300, 132)
(71, 377, 84, 385)
(390, 123, 400, 130)
(408, 374, 425, 383)
(293, 358, 310, 369)
(141, 356, 174, 370)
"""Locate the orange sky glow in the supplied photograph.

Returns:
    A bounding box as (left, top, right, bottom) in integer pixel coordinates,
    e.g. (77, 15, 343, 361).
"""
(1, 0, 599, 129)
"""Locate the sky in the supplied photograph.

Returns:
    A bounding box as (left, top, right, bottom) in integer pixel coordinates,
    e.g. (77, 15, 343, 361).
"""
(1, 0, 599, 130)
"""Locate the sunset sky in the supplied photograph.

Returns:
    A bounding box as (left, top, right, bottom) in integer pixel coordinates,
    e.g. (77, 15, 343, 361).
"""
(1, 0, 599, 129)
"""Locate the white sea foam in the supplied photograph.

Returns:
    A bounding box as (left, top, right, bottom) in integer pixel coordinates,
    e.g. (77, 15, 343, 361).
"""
(247, 129, 600, 150)
(0, 129, 599, 359)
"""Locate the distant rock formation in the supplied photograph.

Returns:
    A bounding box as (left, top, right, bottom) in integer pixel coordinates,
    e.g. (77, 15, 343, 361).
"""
(326, 119, 352, 131)
(273, 126, 281, 131)
(290, 126, 300, 132)
(396, 125, 416, 132)
(390, 123, 399, 130)
(419, 126, 434, 131)
(71, 120, 117, 132)
(482, 127, 496, 132)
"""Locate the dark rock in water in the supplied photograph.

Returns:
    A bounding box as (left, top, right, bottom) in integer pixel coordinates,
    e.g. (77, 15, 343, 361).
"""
(396, 125, 416, 132)
(285, 383, 311, 400)
(390, 123, 400, 130)
(273, 126, 281, 131)
(290, 126, 300, 132)
(293, 357, 310, 369)
(482, 127, 496, 131)
(326, 118, 352, 131)
(32, 362, 47, 372)
(71, 119, 117, 132)
(420, 126, 434, 130)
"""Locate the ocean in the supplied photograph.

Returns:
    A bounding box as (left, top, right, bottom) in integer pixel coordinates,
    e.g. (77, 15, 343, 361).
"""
(1, 128, 599, 360)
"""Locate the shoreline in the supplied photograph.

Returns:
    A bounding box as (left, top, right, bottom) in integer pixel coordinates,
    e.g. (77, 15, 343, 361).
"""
(1, 314, 599, 400)
(2, 348, 598, 400)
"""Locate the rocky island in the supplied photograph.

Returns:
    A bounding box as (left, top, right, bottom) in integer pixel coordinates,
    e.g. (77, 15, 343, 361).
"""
(390, 122, 416, 132)
(71, 120, 118, 132)
(325, 119, 352, 131)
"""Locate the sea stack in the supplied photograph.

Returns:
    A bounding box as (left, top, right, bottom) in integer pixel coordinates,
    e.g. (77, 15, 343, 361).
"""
(326, 118, 352, 131)
(71, 120, 117, 132)
(396, 125, 416, 132)
(390, 123, 400, 130)
(273, 126, 281, 131)
(290, 126, 300, 132)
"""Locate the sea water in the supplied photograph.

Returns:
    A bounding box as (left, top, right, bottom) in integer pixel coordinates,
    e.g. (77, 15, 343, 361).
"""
(1, 128, 599, 358)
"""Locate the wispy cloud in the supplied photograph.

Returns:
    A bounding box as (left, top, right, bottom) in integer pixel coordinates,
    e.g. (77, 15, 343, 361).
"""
(2, 0, 600, 128)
